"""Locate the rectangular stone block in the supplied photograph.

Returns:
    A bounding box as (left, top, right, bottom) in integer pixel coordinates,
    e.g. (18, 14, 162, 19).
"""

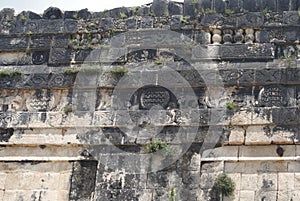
(283, 11, 300, 25)
(202, 146, 239, 161)
(245, 126, 272, 145)
(229, 127, 245, 145)
(53, 34, 70, 48)
(241, 174, 258, 190)
(239, 145, 295, 158)
(288, 162, 300, 172)
(0, 36, 28, 51)
(255, 191, 278, 201)
(278, 173, 295, 191)
(257, 173, 278, 191)
(30, 35, 52, 49)
(49, 48, 71, 66)
(38, 19, 64, 33)
(225, 162, 245, 173)
(0, 52, 31, 66)
(220, 44, 273, 60)
(277, 0, 290, 12)
(237, 12, 264, 28)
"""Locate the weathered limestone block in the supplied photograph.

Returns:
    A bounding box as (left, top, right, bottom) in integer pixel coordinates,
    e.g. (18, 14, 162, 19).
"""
(202, 146, 239, 161)
(245, 126, 272, 145)
(152, 0, 169, 17)
(229, 127, 245, 145)
(239, 145, 296, 159)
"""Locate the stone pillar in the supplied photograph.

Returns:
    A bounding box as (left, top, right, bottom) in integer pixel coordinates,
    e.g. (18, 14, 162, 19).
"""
(152, 0, 169, 17)
(184, 0, 197, 17)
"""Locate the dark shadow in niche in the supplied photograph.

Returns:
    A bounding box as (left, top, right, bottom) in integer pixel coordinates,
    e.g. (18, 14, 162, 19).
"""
(129, 85, 179, 111)
(69, 160, 98, 201)
(32, 51, 49, 65)
(0, 128, 14, 142)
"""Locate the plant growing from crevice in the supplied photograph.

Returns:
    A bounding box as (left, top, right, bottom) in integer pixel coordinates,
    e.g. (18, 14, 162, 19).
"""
(170, 187, 175, 201)
(226, 102, 235, 110)
(120, 12, 128, 19)
(192, 0, 199, 7)
(133, 6, 139, 16)
(149, 11, 155, 17)
(145, 141, 167, 153)
(63, 66, 103, 74)
(204, 8, 216, 14)
(20, 15, 28, 21)
(180, 16, 187, 23)
(109, 66, 129, 74)
(262, 8, 272, 14)
(214, 173, 235, 200)
(26, 31, 33, 36)
(154, 58, 163, 65)
(0, 70, 23, 77)
(225, 9, 234, 15)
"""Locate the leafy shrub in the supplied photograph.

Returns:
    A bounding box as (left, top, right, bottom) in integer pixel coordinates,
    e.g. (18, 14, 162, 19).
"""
(214, 173, 235, 197)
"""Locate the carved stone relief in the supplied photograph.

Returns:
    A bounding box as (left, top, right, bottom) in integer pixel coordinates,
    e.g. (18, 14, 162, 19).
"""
(258, 86, 287, 107)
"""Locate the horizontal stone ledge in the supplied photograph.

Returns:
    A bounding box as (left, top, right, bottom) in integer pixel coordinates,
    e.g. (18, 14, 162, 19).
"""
(0, 156, 85, 162)
(201, 156, 300, 162)
(191, 44, 274, 61)
(201, 145, 299, 161)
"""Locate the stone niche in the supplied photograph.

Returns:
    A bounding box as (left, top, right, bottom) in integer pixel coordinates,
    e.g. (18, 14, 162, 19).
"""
(130, 85, 179, 110)
(0, 0, 299, 201)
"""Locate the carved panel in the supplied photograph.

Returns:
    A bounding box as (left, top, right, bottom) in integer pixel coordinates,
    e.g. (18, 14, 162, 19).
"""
(140, 88, 171, 110)
(258, 86, 287, 107)
(32, 51, 49, 65)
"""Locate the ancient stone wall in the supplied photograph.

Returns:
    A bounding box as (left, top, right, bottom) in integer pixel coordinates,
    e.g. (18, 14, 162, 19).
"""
(0, 0, 299, 200)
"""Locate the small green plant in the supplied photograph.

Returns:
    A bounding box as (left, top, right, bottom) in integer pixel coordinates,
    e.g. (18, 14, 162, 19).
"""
(154, 59, 163, 65)
(109, 66, 129, 74)
(226, 102, 235, 110)
(133, 6, 139, 16)
(84, 28, 90, 34)
(63, 68, 80, 74)
(262, 8, 272, 14)
(149, 11, 155, 17)
(225, 9, 234, 15)
(72, 13, 79, 19)
(120, 12, 128, 19)
(64, 66, 103, 74)
(214, 173, 235, 199)
(26, 31, 33, 36)
(170, 187, 175, 201)
(20, 15, 28, 21)
(180, 16, 187, 23)
(145, 141, 168, 153)
(0, 70, 23, 77)
(205, 9, 217, 14)
(192, 0, 199, 7)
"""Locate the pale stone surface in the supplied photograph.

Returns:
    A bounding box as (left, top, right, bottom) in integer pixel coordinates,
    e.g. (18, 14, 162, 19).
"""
(255, 191, 278, 201)
(239, 145, 296, 158)
(230, 111, 252, 126)
(239, 190, 255, 201)
(245, 126, 272, 145)
(227, 173, 241, 190)
(0, 162, 72, 201)
(201, 146, 239, 161)
(257, 173, 277, 191)
(229, 127, 245, 145)
(295, 173, 300, 189)
(278, 173, 294, 191)
(241, 174, 258, 190)
(288, 161, 300, 172)
(224, 162, 245, 173)
(277, 191, 294, 201)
